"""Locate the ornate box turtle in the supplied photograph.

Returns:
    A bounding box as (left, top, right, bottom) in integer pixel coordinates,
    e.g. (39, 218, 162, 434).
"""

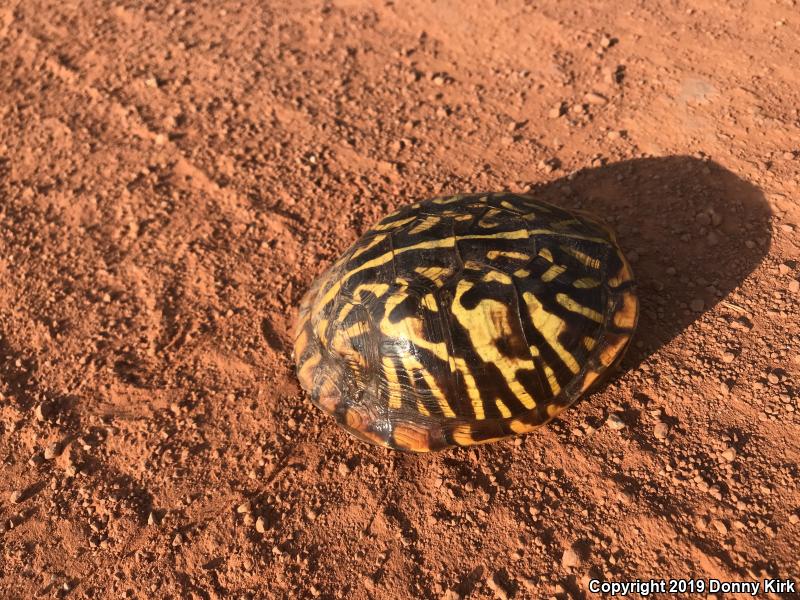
(294, 193, 638, 452)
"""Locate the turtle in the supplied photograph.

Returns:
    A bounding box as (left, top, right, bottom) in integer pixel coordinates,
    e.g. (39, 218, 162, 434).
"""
(293, 192, 638, 452)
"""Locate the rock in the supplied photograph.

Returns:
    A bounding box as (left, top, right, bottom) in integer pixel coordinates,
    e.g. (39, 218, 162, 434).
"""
(34, 401, 54, 422)
(44, 441, 62, 460)
(653, 422, 669, 440)
(10, 490, 24, 504)
(721, 447, 737, 462)
(561, 547, 581, 568)
(584, 92, 608, 105)
(237, 501, 252, 514)
(147, 511, 158, 526)
(789, 513, 799, 524)
(606, 413, 625, 430)
(338, 462, 351, 476)
(721, 351, 736, 364)
(548, 103, 565, 118)
(789, 280, 799, 293)
(255, 516, 266, 533)
(711, 519, 728, 534)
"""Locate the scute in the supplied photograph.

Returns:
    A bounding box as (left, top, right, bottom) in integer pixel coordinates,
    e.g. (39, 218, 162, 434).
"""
(294, 193, 638, 452)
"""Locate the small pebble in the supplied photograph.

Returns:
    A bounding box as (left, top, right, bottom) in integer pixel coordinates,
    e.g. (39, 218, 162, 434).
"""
(338, 462, 351, 476)
(606, 413, 625, 430)
(653, 422, 669, 440)
(721, 351, 736, 364)
(237, 501, 252, 514)
(711, 519, 728, 534)
(34, 402, 53, 422)
(10, 490, 23, 504)
(721, 447, 737, 462)
(147, 511, 158, 526)
(789, 280, 799, 293)
(255, 516, 266, 533)
(548, 103, 565, 118)
(789, 513, 799, 525)
(44, 441, 62, 460)
(584, 92, 608, 105)
(561, 547, 581, 568)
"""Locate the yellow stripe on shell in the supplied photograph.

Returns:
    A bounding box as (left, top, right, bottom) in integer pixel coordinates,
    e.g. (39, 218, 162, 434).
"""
(495, 398, 512, 418)
(380, 356, 403, 409)
(551, 218, 582, 230)
(478, 208, 503, 228)
(422, 293, 439, 312)
(372, 216, 416, 231)
(560, 244, 602, 269)
(540, 264, 567, 282)
(509, 418, 538, 434)
(451, 280, 537, 410)
(408, 215, 441, 235)
(350, 234, 387, 260)
(555, 293, 604, 323)
(482, 270, 513, 284)
(414, 266, 453, 287)
(573, 277, 601, 288)
(521, 291, 582, 379)
(500, 200, 523, 212)
(432, 195, 467, 205)
(487, 250, 530, 261)
(399, 353, 457, 418)
(450, 424, 505, 447)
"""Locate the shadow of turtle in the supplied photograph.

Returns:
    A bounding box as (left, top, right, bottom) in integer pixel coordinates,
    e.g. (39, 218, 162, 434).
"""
(529, 155, 771, 371)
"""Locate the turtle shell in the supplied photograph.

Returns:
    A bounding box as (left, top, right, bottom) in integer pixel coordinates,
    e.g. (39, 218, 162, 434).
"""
(294, 193, 638, 452)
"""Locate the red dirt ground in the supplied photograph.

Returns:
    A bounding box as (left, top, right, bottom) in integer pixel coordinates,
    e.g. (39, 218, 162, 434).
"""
(1, 1, 799, 598)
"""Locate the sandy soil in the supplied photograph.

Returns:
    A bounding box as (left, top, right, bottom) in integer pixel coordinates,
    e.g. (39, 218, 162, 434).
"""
(1, 0, 799, 598)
